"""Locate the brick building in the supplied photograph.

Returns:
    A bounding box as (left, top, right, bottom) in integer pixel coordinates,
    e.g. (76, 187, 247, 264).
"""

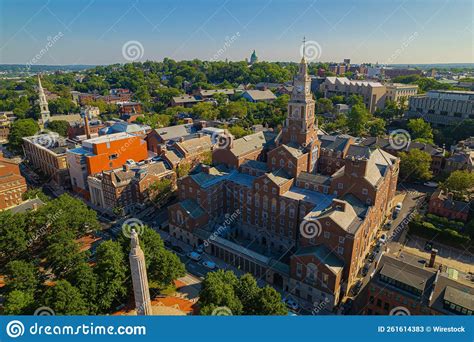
(428, 189, 470, 222)
(0, 153, 27, 210)
(23, 133, 72, 186)
(67, 132, 149, 198)
(362, 253, 473, 315)
(168, 56, 399, 309)
(88, 160, 175, 213)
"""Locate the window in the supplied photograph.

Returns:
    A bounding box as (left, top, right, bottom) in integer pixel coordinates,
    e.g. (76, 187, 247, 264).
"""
(337, 246, 344, 254)
(272, 188, 277, 194)
(280, 159, 285, 167)
(362, 188, 368, 195)
(338, 183, 343, 189)
(109, 153, 118, 160)
(255, 184, 260, 190)
(339, 236, 345, 244)
(272, 157, 276, 165)
(324, 231, 330, 239)
(296, 263, 302, 278)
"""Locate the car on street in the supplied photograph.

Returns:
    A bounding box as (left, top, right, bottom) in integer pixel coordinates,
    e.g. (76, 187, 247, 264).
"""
(342, 298, 353, 314)
(187, 251, 202, 262)
(195, 245, 205, 254)
(395, 202, 403, 213)
(379, 234, 387, 244)
(283, 297, 299, 311)
(424, 241, 433, 252)
(361, 263, 370, 276)
(368, 252, 376, 263)
(351, 280, 363, 296)
(201, 260, 217, 270)
(383, 220, 392, 230)
(423, 181, 438, 188)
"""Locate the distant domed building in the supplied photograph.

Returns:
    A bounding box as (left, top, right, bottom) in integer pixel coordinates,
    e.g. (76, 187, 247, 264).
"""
(249, 50, 258, 64)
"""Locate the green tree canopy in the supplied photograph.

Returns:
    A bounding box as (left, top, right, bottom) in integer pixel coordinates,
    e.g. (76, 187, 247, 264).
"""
(42, 280, 89, 315)
(399, 149, 433, 182)
(407, 118, 433, 143)
(8, 118, 39, 153)
(442, 170, 474, 200)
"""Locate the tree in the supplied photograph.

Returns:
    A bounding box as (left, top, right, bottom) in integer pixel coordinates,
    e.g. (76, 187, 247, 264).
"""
(3, 290, 35, 315)
(42, 280, 89, 315)
(22, 188, 50, 202)
(45, 229, 88, 278)
(8, 118, 39, 153)
(399, 149, 433, 182)
(347, 104, 370, 136)
(0, 211, 28, 259)
(330, 95, 345, 105)
(442, 170, 474, 200)
(177, 161, 192, 178)
(150, 178, 174, 207)
(316, 98, 333, 114)
(256, 286, 287, 315)
(367, 118, 386, 137)
(47, 120, 69, 137)
(407, 118, 433, 143)
(199, 270, 243, 315)
(94, 240, 127, 313)
(234, 273, 261, 314)
(220, 101, 247, 119)
(4, 260, 39, 294)
(66, 261, 99, 314)
(228, 125, 250, 139)
(192, 102, 219, 120)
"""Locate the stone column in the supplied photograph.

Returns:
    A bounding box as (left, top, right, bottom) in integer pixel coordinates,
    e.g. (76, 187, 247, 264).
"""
(129, 229, 152, 315)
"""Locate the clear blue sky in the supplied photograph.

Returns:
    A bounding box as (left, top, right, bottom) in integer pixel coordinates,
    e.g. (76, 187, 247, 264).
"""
(0, 0, 472, 65)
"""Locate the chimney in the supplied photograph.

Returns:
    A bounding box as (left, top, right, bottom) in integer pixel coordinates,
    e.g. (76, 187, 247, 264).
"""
(428, 248, 438, 268)
(84, 111, 91, 139)
(331, 199, 346, 211)
(123, 164, 131, 172)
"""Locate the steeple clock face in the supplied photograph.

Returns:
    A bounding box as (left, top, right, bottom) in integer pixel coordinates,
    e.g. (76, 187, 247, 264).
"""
(293, 107, 300, 118)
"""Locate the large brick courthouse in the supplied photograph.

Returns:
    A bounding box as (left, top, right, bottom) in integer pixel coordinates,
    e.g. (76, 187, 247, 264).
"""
(168, 55, 400, 309)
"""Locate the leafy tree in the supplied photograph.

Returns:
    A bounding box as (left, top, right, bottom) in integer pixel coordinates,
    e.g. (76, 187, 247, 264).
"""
(228, 125, 251, 139)
(22, 188, 50, 202)
(346, 94, 364, 106)
(367, 118, 386, 137)
(199, 270, 243, 315)
(407, 118, 433, 143)
(316, 98, 333, 114)
(330, 95, 345, 105)
(3, 290, 35, 315)
(256, 286, 288, 315)
(45, 229, 88, 278)
(47, 120, 69, 137)
(177, 161, 192, 178)
(347, 104, 370, 136)
(94, 240, 127, 313)
(48, 97, 78, 114)
(234, 273, 261, 314)
(442, 170, 474, 200)
(42, 280, 89, 315)
(399, 149, 433, 182)
(220, 101, 247, 119)
(192, 102, 219, 120)
(4, 260, 39, 294)
(8, 118, 39, 153)
(150, 178, 174, 207)
(0, 211, 28, 259)
(66, 262, 99, 314)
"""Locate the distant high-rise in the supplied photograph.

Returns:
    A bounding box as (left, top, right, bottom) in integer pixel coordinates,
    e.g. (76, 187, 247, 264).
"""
(129, 229, 152, 315)
(37, 74, 50, 129)
(250, 50, 258, 64)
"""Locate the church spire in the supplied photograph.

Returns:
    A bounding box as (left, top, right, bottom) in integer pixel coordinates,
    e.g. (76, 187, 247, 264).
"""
(129, 229, 152, 315)
(37, 74, 50, 129)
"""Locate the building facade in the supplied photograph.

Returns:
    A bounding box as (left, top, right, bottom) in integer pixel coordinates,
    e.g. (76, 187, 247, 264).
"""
(168, 56, 400, 310)
(0, 153, 27, 210)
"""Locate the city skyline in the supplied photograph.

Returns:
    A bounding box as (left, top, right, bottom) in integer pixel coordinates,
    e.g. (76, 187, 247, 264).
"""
(0, 0, 473, 66)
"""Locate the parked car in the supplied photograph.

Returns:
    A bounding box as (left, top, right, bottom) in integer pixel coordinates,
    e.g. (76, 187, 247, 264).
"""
(423, 181, 438, 188)
(195, 245, 205, 254)
(201, 260, 216, 270)
(383, 220, 392, 230)
(395, 202, 403, 212)
(283, 297, 299, 311)
(368, 252, 376, 263)
(361, 263, 370, 276)
(187, 251, 202, 261)
(342, 298, 353, 314)
(351, 280, 363, 296)
(379, 234, 387, 244)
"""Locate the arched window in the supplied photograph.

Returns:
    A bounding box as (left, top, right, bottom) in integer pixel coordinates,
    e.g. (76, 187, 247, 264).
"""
(307, 263, 318, 282)
(280, 159, 285, 167)
(176, 210, 184, 224)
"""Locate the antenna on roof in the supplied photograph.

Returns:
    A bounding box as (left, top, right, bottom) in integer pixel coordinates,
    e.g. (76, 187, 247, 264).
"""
(302, 36, 306, 57)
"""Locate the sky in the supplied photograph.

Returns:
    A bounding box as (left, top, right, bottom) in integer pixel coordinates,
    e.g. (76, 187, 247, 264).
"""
(0, 0, 473, 65)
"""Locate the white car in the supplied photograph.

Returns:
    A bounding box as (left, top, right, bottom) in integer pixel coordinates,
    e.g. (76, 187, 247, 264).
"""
(423, 181, 438, 188)
(283, 297, 299, 311)
(187, 251, 202, 262)
(379, 234, 387, 244)
(395, 202, 403, 212)
(201, 261, 216, 270)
